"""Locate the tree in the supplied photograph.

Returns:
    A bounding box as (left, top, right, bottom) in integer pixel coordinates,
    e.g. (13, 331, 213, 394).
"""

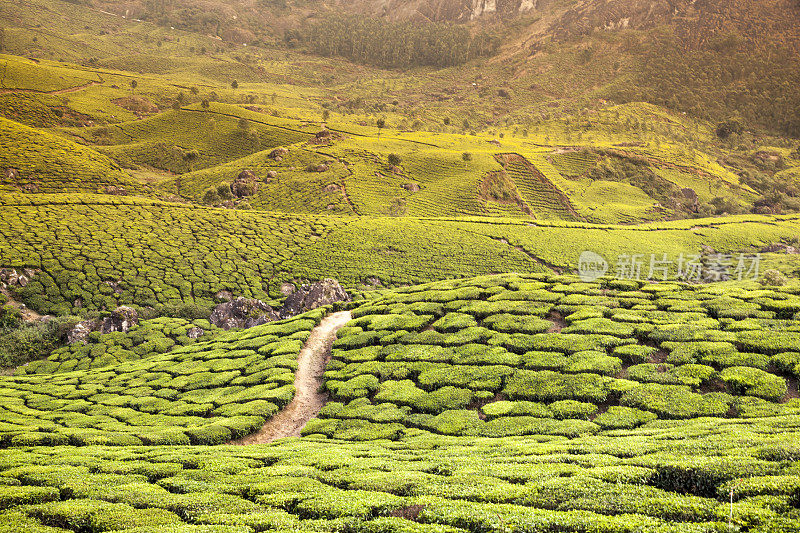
(462, 152, 472, 166)
(171, 91, 185, 110)
(183, 149, 199, 172)
(376, 118, 385, 136)
(322, 109, 330, 122)
(130, 79, 138, 93)
(231, 80, 239, 90)
(202, 187, 220, 205)
(201, 99, 210, 109)
(387, 153, 401, 166)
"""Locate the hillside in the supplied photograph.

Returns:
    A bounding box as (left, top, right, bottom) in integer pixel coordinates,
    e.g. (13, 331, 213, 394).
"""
(1, 275, 800, 531)
(2, 0, 800, 531)
(1, 193, 798, 315)
(1, 0, 799, 222)
(0, 118, 145, 194)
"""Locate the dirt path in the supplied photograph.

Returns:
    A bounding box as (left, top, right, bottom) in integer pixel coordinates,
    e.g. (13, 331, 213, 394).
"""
(231, 310, 352, 444)
(0, 80, 102, 96)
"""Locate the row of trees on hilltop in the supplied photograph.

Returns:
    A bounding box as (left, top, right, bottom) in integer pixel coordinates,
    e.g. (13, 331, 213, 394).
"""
(305, 14, 501, 69)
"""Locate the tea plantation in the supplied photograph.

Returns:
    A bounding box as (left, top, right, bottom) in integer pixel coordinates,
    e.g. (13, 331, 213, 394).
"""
(1, 0, 800, 530)
(0, 276, 800, 532)
(0, 308, 325, 446)
(1, 194, 799, 315)
(0, 118, 144, 194)
(312, 274, 800, 441)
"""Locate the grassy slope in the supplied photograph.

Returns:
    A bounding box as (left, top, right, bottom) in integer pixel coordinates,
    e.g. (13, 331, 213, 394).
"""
(3, 0, 797, 224)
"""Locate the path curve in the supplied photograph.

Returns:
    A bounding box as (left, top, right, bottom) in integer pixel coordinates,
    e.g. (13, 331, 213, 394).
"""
(231, 310, 352, 444)
(0, 80, 102, 96)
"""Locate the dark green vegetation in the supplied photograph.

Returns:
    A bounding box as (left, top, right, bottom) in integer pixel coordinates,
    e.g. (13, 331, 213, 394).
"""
(306, 14, 499, 69)
(0, 276, 800, 532)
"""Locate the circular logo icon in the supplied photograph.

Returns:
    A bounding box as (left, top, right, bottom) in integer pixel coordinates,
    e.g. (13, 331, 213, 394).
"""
(578, 251, 608, 281)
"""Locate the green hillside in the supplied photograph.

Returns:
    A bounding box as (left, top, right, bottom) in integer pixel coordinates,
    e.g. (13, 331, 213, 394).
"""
(1, 194, 798, 315)
(1, 275, 800, 531)
(0, 118, 144, 194)
(1, 0, 800, 531)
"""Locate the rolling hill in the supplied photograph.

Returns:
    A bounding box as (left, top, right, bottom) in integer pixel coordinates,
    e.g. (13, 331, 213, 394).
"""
(1, 0, 800, 531)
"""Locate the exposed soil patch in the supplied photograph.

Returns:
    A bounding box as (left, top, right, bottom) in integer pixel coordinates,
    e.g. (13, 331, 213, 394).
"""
(590, 400, 614, 421)
(782, 376, 799, 403)
(615, 363, 632, 380)
(230, 310, 352, 444)
(0, 288, 43, 323)
(647, 350, 669, 364)
(390, 505, 426, 521)
(546, 310, 567, 333)
(698, 379, 728, 395)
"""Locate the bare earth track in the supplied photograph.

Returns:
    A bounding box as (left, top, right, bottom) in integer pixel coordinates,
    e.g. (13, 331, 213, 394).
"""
(231, 310, 352, 444)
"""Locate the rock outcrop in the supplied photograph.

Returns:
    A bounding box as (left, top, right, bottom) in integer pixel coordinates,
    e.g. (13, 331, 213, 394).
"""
(0, 268, 37, 289)
(210, 297, 280, 330)
(100, 306, 139, 334)
(231, 170, 259, 198)
(269, 147, 288, 160)
(280, 279, 351, 319)
(67, 320, 96, 344)
(67, 306, 139, 343)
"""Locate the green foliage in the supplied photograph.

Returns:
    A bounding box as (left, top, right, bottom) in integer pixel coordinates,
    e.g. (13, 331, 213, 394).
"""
(593, 406, 657, 429)
(307, 15, 498, 69)
(719, 367, 788, 401)
(0, 311, 323, 445)
(0, 316, 78, 368)
(22, 316, 222, 375)
(621, 384, 733, 419)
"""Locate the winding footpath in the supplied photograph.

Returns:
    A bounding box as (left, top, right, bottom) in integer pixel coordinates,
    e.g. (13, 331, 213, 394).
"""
(231, 310, 352, 444)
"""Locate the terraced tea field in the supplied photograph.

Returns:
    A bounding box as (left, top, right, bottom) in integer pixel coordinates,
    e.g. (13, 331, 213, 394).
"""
(1, 194, 798, 315)
(2, 0, 800, 530)
(1, 275, 800, 532)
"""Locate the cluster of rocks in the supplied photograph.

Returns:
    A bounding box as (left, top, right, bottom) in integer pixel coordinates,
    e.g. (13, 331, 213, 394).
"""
(4, 168, 19, 181)
(761, 243, 799, 255)
(67, 306, 140, 344)
(269, 147, 288, 161)
(0, 268, 36, 290)
(231, 170, 259, 198)
(209, 298, 279, 330)
(306, 163, 329, 173)
(64, 280, 351, 341)
(209, 278, 351, 330)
